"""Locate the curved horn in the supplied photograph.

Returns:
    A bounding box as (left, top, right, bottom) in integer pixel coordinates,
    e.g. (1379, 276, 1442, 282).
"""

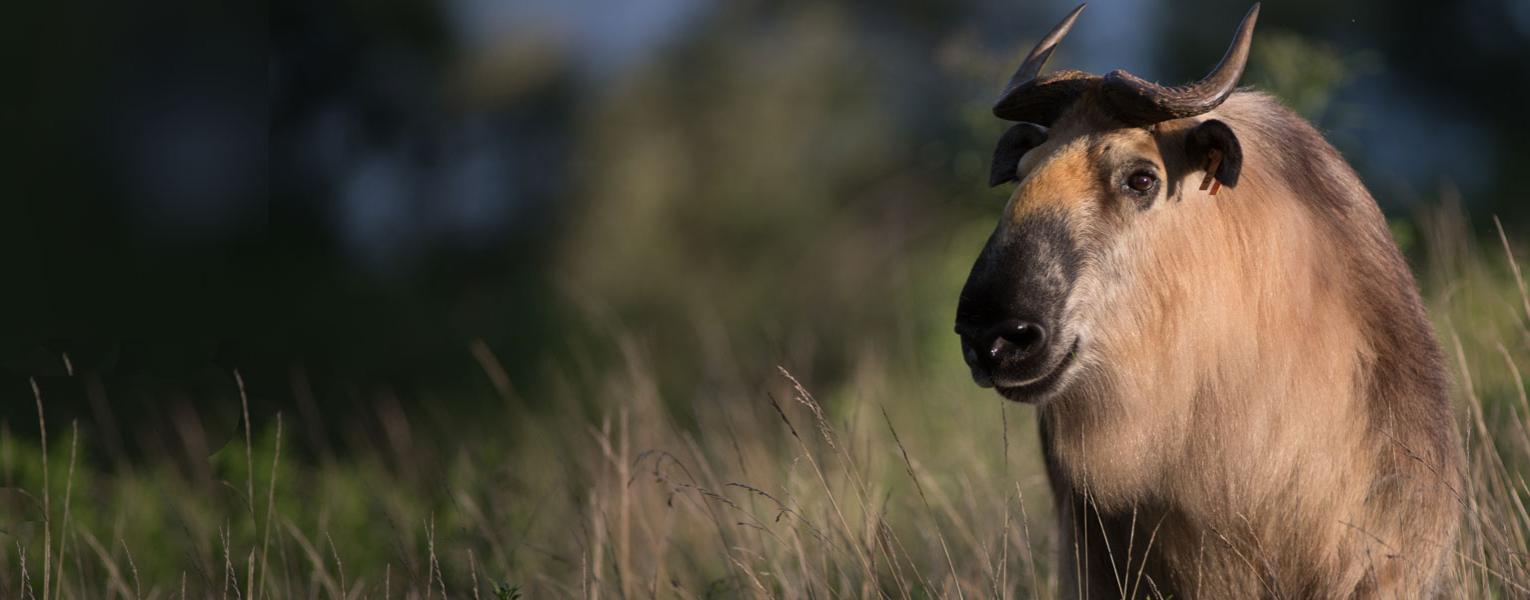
(992, 4, 1092, 123)
(1101, 3, 1260, 124)
(999, 4, 1086, 97)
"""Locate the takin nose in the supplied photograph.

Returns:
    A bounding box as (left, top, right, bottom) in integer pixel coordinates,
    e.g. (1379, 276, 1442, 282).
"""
(958, 319, 1048, 385)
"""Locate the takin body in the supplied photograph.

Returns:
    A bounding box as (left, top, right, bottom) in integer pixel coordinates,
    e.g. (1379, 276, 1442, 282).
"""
(954, 5, 1462, 597)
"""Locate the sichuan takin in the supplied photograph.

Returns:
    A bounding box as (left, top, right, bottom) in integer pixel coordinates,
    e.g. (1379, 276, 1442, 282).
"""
(954, 4, 1462, 597)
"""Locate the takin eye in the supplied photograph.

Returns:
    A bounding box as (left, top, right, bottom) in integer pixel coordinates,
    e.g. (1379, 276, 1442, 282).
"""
(1125, 171, 1158, 194)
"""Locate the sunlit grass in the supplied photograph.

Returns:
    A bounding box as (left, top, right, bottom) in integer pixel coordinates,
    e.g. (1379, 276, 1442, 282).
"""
(3, 210, 1530, 598)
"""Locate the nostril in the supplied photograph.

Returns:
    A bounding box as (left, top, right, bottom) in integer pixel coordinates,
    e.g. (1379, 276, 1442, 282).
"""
(1011, 322, 1045, 352)
(988, 321, 1047, 361)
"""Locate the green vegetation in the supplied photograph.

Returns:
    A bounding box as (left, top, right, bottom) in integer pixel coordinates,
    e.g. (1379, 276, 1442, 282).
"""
(2, 211, 1529, 597)
(6, 7, 1530, 598)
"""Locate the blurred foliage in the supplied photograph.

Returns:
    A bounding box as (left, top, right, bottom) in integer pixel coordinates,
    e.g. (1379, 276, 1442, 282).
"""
(1246, 30, 1360, 121)
(4, 0, 1530, 593)
(9, 0, 1530, 459)
(555, 6, 981, 401)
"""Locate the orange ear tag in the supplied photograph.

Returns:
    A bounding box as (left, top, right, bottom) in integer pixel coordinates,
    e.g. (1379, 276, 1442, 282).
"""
(1199, 149, 1224, 196)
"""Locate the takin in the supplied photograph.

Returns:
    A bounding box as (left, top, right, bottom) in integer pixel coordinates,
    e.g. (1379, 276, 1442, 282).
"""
(953, 4, 1463, 597)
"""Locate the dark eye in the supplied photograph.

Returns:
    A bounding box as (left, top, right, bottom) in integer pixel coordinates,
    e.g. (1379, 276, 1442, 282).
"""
(1126, 171, 1158, 194)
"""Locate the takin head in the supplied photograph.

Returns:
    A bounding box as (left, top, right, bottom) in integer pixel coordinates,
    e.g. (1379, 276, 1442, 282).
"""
(955, 4, 1257, 403)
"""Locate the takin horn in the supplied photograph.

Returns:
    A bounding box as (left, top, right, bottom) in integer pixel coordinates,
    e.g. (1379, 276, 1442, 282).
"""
(1101, 4, 1261, 124)
(992, 3, 1095, 124)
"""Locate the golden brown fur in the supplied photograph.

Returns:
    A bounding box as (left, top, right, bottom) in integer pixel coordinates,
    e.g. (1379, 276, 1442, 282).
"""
(1006, 91, 1462, 597)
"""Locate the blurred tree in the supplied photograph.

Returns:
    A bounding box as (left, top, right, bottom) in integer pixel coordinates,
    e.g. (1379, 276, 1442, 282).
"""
(10, 0, 1530, 454)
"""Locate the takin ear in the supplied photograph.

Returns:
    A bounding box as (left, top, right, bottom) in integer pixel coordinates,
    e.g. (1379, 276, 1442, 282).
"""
(989, 122, 1049, 187)
(1184, 119, 1242, 192)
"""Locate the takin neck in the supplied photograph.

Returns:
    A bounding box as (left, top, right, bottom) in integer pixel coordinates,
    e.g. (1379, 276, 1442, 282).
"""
(1041, 92, 1448, 509)
(1038, 93, 1457, 595)
(1046, 140, 1360, 502)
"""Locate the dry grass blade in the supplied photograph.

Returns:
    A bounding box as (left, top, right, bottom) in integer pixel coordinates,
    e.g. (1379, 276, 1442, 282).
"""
(880, 406, 965, 599)
(76, 529, 133, 599)
(30, 378, 50, 600)
(1084, 493, 1126, 597)
(427, 515, 448, 600)
(120, 539, 142, 599)
(237, 370, 255, 524)
(257, 413, 282, 600)
(220, 524, 236, 600)
(282, 520, 342, 598)
(1014, 484, 1042, 595)
(1494, 215, 1530, 324)
(470, 338, 518, 402)
(468, 548, 481, 600)
(764, 385, 876, 585)
(326, 532, 346, 599)
(51, 422, 77, 600)
(1127, 512, 1169, 600)
(18, 541, 34, 600)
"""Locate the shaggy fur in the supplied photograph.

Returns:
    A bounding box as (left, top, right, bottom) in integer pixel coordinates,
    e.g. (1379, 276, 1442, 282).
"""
(977, 90, 1462, 598)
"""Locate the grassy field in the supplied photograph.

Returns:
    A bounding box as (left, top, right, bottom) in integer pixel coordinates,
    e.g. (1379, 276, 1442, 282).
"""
(3, 208, 1530, 598)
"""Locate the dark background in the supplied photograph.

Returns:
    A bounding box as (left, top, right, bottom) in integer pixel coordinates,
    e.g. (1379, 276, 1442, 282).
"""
(5, 0, 1529, 456)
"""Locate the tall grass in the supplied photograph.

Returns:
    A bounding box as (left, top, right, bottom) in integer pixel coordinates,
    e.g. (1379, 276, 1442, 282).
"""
(3, 210, 1530, 597)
